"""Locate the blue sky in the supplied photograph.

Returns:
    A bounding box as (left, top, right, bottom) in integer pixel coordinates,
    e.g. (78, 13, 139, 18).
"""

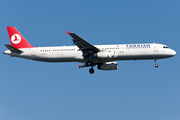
(0, 0, 180, 120)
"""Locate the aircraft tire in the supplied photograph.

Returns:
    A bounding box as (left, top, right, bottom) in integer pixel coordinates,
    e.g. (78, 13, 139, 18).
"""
(155, 64, 158, 68)
(89, 68, 94, 74)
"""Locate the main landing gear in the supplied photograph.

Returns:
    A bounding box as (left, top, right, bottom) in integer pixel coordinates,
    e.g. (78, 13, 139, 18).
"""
(78, 61, 95, 74)
(155, 59, 159, 68)
(89, 67, 94, 74)
(78, 61, 96, 74)
(87, 60, 95, 74)
(87, 60, 92, 66)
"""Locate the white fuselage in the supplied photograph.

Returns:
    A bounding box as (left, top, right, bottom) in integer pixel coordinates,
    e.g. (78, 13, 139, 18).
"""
(4, 43, 176, 63)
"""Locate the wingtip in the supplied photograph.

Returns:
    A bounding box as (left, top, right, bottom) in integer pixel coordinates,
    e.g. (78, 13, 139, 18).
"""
(78, 64, 81, 68)
(66, 31, 70, 35)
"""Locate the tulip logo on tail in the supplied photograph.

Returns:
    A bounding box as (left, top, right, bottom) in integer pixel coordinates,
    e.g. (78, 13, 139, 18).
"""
(11, 34, 21, 44)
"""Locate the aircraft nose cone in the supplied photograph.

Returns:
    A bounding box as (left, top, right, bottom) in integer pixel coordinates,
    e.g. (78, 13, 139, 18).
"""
(172, 50, 176, 56)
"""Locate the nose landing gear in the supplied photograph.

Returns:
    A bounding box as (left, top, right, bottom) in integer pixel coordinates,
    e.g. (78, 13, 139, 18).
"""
(155, 64, 158, 68)
(155, 59, 158, 68)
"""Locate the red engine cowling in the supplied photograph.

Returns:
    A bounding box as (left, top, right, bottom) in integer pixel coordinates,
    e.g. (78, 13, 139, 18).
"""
(97, 62, 118, 70)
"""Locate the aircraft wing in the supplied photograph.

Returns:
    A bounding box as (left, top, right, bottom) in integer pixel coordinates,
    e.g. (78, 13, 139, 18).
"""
(67, 32, 99, 52)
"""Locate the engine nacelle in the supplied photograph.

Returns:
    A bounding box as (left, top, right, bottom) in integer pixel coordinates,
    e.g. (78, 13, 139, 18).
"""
(95, 51, 114, 59)
(97, 62, 118, 70)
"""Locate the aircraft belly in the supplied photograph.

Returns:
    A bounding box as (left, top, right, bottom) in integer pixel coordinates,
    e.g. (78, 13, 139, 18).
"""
(35, 51, 80, 62)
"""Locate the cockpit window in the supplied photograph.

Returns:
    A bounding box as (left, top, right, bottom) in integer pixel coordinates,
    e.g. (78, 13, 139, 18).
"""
(163, 46, 169, 48)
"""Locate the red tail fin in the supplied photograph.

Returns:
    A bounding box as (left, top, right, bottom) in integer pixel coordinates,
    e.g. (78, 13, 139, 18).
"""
(7, 27, 34, 49)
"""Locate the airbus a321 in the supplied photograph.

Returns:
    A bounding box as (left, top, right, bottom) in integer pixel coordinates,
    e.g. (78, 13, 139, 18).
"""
(4, 27, 176, 74)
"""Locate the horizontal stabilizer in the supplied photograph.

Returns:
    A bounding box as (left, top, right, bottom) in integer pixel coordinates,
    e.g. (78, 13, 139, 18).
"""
(4, 44, 23, 53)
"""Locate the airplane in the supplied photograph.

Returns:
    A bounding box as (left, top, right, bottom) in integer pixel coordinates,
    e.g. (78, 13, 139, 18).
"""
(4, 26, 176, 74)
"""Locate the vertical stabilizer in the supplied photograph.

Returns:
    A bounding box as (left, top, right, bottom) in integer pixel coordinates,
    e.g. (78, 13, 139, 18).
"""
(7, 27, 34, 49)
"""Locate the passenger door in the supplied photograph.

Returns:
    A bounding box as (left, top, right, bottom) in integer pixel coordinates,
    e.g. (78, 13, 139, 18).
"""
(154, 44, 159, 52)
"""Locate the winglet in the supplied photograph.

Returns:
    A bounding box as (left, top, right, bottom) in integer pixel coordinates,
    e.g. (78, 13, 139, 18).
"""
(78, 64, 81, 68)
(66, 31, 70, 35)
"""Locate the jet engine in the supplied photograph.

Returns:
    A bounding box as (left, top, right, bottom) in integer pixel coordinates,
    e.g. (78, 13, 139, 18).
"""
(97, 62, 118, 70)
(95, 51, 114, 58)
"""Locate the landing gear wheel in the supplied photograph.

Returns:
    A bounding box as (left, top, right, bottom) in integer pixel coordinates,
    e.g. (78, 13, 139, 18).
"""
(154, 59, 158, 68)
(89, 68, 94, 74)
(87, 61, 92, 66)
(155, 64, 158, 68)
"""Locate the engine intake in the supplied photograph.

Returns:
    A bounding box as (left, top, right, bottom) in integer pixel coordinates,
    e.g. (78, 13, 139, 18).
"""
(98, 62, 118, 70)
